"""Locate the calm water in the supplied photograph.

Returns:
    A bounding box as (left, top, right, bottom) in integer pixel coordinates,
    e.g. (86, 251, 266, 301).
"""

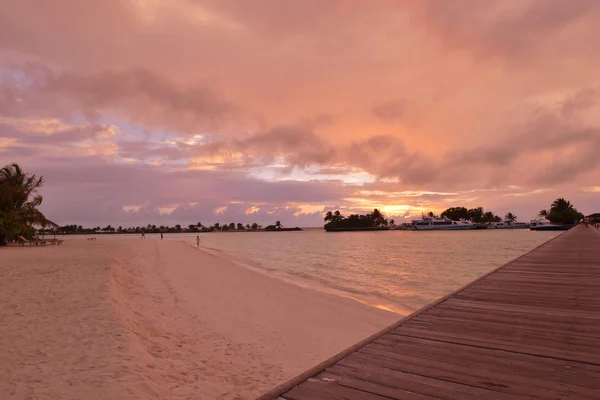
(162, 229, 560, 314)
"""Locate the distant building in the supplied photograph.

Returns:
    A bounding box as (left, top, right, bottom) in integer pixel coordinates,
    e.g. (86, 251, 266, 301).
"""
(587, 213, 600, 223)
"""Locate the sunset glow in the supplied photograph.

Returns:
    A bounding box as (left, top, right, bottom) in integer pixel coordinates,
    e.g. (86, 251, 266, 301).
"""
(1, 0, 599, 227)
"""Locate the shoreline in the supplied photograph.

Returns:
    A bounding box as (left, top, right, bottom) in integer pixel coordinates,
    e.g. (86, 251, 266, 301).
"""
(184, 239, 412, 315)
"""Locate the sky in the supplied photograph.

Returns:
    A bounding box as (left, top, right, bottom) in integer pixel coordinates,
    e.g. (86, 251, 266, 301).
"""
(1, 0, 599, 228)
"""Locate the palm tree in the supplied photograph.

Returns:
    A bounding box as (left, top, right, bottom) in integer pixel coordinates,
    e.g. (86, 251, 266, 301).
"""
(467, 207, 484, 223)
(333, 210, 342, 221)
(426, 211, 439, 218)
(324, 211, 333, 222)
(275, 220, 282, 229)
(539, 209, 548, 218)
(505, 212, 517, 223)
(482, 211, 495, 225)
(0, 163, 56, 245)
(545, 198, 583, 224)
(550, 198, 572, 213)
(371, 209, 385, 226)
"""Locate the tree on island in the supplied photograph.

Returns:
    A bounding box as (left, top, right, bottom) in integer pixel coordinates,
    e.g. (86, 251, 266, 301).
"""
(102, 225, 115, 232)
(468, 207, 484, 223)
(0, 163, 56, 246)
(545, 198, 583, 225)
(440, 207, 470, 221)
(324, 210, 344, 224)
(505, 212, 517, 223)
(324, 209, 392, 230)
(440, 206, 501, 225)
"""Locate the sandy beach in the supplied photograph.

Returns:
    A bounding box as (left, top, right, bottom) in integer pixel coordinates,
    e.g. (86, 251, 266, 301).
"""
(0, 238, 397, 399)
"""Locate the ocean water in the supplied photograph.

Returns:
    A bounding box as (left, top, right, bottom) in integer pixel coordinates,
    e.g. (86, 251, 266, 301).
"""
(164, 228, 561, 315)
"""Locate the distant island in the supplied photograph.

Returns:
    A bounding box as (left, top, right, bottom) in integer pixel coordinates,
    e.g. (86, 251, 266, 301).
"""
(324, 209, 393, 231)
(323, 199, 586, 232)
(40, 220, 302, 236)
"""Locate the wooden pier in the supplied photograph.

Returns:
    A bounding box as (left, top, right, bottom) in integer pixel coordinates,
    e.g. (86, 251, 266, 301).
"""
(258, 225, 600, 400)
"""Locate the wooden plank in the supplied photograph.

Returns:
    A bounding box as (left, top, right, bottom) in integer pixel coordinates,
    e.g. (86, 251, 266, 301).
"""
(398, 317, 600, 349)
(315, 371, 441, 400)
(346, 351, 567, 398)
(366, 337, 600, 390)
(441, 298, 600, 320)
(325, 361, 537, 400)
(259, 226, 600, 400)
(351, 348, 600, 399)
(283, 379, 391, 400)
(389, 327, 600, 365)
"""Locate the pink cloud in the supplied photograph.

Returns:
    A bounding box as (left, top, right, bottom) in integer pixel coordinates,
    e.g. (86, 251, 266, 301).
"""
(1, 0, 600, 226)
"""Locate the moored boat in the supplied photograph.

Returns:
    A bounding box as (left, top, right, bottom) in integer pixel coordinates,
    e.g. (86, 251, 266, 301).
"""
(489, 220, 530, 229)
(411, 215, 474, 231)
(529, 218, 570, 231)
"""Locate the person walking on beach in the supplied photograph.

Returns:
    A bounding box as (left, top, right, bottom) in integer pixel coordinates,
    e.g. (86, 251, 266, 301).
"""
(196, 235, 200, 248)
(161, 232, 164, 240)
(141, 231, 145, 239)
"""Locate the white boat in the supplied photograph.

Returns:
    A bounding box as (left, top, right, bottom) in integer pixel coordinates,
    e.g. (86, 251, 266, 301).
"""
(529, 218, 569, 231)
(411, 215, 474, 230)
(489, 220, 530, 229)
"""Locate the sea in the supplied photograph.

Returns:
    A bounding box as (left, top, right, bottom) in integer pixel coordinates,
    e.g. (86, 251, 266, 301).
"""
(158, 228, 560, 315)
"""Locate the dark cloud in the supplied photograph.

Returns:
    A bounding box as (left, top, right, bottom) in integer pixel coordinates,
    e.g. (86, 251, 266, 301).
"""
(561, 87, 599, 117)
(296, 113, 337, 129)
(117, 141, 185, 161)
(372, 99, 406, 122)
(28, 155, 349, 226)
(532, 145, 600, 186)
(0, 121, 116, 146)
(403, 0, 600, 63)
(0, 145, 39, 158)
(0, 63, 248, 135)
(235, 126, 335, 167)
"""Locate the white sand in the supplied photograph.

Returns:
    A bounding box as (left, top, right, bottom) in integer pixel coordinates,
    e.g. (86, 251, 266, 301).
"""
(0, 238, 397, 399)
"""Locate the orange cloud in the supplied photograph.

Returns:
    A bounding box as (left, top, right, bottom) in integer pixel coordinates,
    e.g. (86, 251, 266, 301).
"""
(2, 0, 600, 226)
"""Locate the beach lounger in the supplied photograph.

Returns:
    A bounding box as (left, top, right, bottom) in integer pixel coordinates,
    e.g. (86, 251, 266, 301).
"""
(17, 235, 46, 246)
(37, 236, 64, 245)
